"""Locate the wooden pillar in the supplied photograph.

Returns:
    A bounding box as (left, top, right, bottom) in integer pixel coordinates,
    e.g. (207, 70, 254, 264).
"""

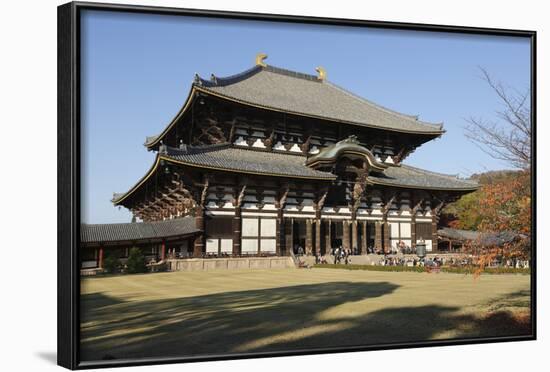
(276, 208, 286, 256)
(276, 217, 282, 256)
(305, 219, 313, 255)
(411, 215, 417, 248)
(361, 221, 367, 254)
(193, 207, 205, 258)
(431, 214, 438, 253)
(315, 219, 322, 255)
(351, 220, 358, 252)
(383, 221, 391, 253)
(374, 221, 382, 251)
(98, 246, 104, 269)
(285, 218, 293, 256)
(160, 240, 166, 261)
(233, 207, 242, 256)
(342, 220, 350, 250)
(325, 220, 332, 252)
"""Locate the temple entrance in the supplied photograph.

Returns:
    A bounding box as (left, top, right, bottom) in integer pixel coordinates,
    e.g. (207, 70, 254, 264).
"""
(292, 219, 306, 255)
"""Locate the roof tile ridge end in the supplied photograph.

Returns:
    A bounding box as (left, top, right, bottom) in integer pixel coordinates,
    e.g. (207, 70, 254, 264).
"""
(196, 65, 263, 87)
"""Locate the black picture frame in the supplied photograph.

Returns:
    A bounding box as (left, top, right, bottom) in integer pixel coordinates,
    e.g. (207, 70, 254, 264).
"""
(58, 1, 537, 369)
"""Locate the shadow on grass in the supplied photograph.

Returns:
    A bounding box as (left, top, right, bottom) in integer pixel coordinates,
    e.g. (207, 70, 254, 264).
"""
(80, 281, 530, 362)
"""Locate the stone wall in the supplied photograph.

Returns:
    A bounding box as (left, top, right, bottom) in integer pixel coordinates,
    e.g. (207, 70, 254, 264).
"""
(166, 256, 295, 272)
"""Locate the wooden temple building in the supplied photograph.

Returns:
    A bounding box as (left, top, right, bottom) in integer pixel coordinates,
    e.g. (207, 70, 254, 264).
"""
(82, 54, 479, 268)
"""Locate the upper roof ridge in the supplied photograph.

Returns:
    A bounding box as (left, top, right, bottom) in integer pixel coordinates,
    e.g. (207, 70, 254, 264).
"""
(196, 63, 323, 88)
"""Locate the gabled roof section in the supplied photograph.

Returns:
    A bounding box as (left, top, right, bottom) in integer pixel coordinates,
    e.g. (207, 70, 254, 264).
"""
(81, 216, 200, 244)
(145, 61, 445, 149)
(112, 144, 337, 206)
(162, 144, 337, 180)
(438, 227, 527, 247)
(195, 64, 444, 134)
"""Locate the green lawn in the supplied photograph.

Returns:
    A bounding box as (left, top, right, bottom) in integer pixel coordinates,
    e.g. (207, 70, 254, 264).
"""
(80, 268, 531, 362)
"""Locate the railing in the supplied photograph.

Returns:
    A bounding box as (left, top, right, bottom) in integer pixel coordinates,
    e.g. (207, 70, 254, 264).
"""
(289, 249, 300, 268)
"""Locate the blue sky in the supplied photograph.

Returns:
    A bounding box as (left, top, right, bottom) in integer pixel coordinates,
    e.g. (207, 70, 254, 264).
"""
(80, 10, 531, 224)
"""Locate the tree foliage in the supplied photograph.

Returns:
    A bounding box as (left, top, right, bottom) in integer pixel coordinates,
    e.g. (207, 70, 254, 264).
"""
(126, 247, 148, 274)
(465, 68, 531, 170)
(445, 170, 531, 235)
(102, 254, 121, 274)
(444, 170, 531, 274)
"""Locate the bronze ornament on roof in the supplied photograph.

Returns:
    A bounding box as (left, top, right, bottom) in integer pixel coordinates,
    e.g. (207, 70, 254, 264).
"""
(255, 52, 268, 67)
(305, 135, 388, 172)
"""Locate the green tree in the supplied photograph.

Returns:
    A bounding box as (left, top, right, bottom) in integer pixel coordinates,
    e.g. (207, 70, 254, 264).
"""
(102, 253, 121, 274)
(126, 247, 148, 274)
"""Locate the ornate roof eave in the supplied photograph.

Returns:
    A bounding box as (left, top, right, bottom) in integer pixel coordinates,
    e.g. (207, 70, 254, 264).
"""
(145, 68, 446, 150)
(194, 85, 446, 136)
(112, 151, 337, 207)
(112, 154, 163, 206)
(144, 84, 199, 150)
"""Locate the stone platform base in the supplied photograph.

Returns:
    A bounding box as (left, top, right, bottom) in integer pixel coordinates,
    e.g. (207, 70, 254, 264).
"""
(166, 256, 295, 272)
(300, 252, 471, 266)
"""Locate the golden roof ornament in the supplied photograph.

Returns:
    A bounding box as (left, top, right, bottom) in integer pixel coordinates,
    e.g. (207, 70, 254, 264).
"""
(315, 66, 327, 81)
(255, 53, 268, 67)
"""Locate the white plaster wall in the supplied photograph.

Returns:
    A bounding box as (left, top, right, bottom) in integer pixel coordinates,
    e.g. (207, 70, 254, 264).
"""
(260, 219, 277, 237)
(206, 239, 218, 253)
(260, 239, 276, 252)
(241, 239, 258, 253)
(242, 218, 259, 237)
(289, 143, 302, 152)
(220, 239, 232, 253)
(388, 222, 398, 238)
(252, 138, 266, 148)
(400, 222, 412, 238)
(234, 136, 248, 146)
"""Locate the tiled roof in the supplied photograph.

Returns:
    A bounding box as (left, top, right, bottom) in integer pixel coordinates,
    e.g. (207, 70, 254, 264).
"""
(81, 216, 199, 244)
(437, 227, 526, 247)
(368, 165, 479, 190)
(113, 145, 478, 206)
(162, 144, 337, 180)
(195, 64, 444, 134)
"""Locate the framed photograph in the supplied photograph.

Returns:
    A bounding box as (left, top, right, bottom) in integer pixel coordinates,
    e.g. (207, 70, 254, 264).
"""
(58, 1, 536, 369)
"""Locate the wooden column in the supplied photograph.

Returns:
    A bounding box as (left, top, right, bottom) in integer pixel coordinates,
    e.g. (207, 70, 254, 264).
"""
(351, 220, 358, 252)
(383, 221, 391, 253)
(276, 211, 283, 256)
(411, 215, 417, 249)
(342, 220, 350, 250)
(325, 220, 332, 252)
(410, 198, 424, 249)
(431, 214, 438, 253)
(276, 184, 289, 256)
(305, 219, 313, 255)
(285, 218, 293, 256)
(361, 221, 367, 254)
(97, 246, 104, 269)
(160, 240, 166, 261)
(375, 221, 382, 251)
(233, 207, 242, 256)
(193, 207, 205, 257)
(315, 219, 322, 255)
